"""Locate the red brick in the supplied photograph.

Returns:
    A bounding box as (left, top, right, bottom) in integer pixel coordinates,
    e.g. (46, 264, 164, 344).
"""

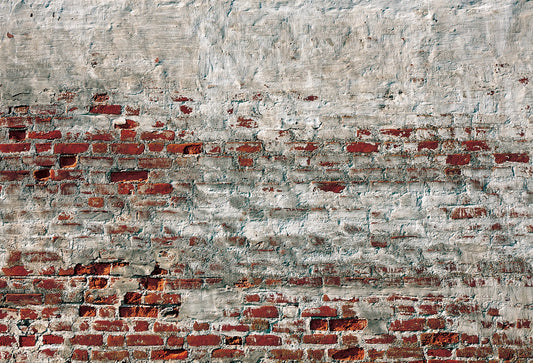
(110, 143, 145, 155)
(303, 334, 337, 344)
(329, 347, 365, 360)
(428, 348, 453, 357)
(461, 334, 479, 344)
(2, 266, 32, 276)
(421, 333, 459, 346)
(0, 143, 31, 153)
(329, 318, 368, 331)
(140, 277, 165, 290)
(494, 153, 529, 163)
(110, 170, 148, 182)
(225, 336, 243, 345)
(427, 317, 445, 329)
(92, 143, 107, 153)
(73, 303, 93, 316)
(302, 306, 337, 317)
(107, 335, 125, 346)
(246, 334, 281, 346)
(0, 336, 16, 346)
(19, 335, 36, 347)
(119, 306, 158, 318)
(138, 183, 173, 194)
(5, 294, 42, 305)
(43, 335, 64, 345)
(166, 278, 203, 289)
(365, 334, 396, 344)
(387, 347, 424, 359)
(308, 349, 325, 360)
(27, 130, 61, 139)
(167, 143, 202, 154)
(243, 306, 278, 318)
(0, 171, 30, 181)
(70, 334, 103, 346)
(270, 349, 304, 360)
(180, 105, 192, 114)
(380, 128, 412, 137)
(368, 349, 385, 360)
(167, 336, 185, 346)
(71, 349, 88, 361)
(221, 324, 249, 332)
(138, 157, 172, 169)
(462, 140, 489, 151)
(5, 127, 25, 140)
(342, 335, 359, 346)
(153, 322, 179, 332)
(85, 131, 113, 141)
(54, 143, 89, 154)
(310, 319, 328, 331)
(90, 105, 121, 114)
(227, 142, 262, 153)
(92, 351, 129, 361)
(347, 142, 379, 153)
(133, 320, 149, 332)
(151, 349, 188, 360)
(389, 318, 426, 331)
(315, 181, 346, 193)
(93, 320, 128, 332)
(446, 154, 471, 165)
(143, 293, 181, 305)
(419, 304, 439, 315)
(141, 130, 175, 141)
(451, 207, 487, 219)
(126, 334, 163, 346)
(187, 335, 220, 346)
(456, 347, 492, 358)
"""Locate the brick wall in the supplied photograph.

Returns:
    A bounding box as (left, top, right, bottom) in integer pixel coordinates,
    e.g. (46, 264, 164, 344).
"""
(0, 1, 531, 361)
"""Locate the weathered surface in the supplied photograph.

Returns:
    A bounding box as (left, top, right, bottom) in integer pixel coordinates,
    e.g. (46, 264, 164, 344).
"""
(0, 0, 531, 361)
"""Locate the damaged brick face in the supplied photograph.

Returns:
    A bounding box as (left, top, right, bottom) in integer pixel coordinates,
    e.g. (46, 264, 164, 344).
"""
(0, 0, 532, 362)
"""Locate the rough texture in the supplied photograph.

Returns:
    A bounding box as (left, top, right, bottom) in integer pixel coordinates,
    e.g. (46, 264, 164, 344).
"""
(0, 0, 532, 361)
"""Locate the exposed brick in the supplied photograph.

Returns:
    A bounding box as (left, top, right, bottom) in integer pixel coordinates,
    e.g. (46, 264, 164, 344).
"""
(389, 318, 426, 331)
(126, 334, 163, 346)
(110, 143, 145, 155)
(246, 335, 281, 346)
(141, 130, 175, 141)
(110, 170, 148, 182)
(151, 349, 188, 360)
(119, 306, 158, 318)
(89, 105, 122, 114)
(347, 142, 379, 153)
(186, 334, 220, 346)
(494, 153, 529, 163)
(243, 306, 278, 318)
(329, 318, 368, 331)
(421, 332, 459, 346)
(329, 347, 365, 360)
(92, 351, 129, 361)
(451, 207, 487, 219)
(446, 154, 471, 165)
(54, 143, 89, 154)
(303, 334, 337, 344)
(70, 334, 103, 346)
(167, 143, 202, 154)
(302, 306, 337, 317)
(0, 143, 31, 153)
(270, 349, 304, 360)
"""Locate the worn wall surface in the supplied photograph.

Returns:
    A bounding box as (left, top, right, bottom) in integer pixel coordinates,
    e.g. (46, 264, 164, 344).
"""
(0, 0, 532, 361)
